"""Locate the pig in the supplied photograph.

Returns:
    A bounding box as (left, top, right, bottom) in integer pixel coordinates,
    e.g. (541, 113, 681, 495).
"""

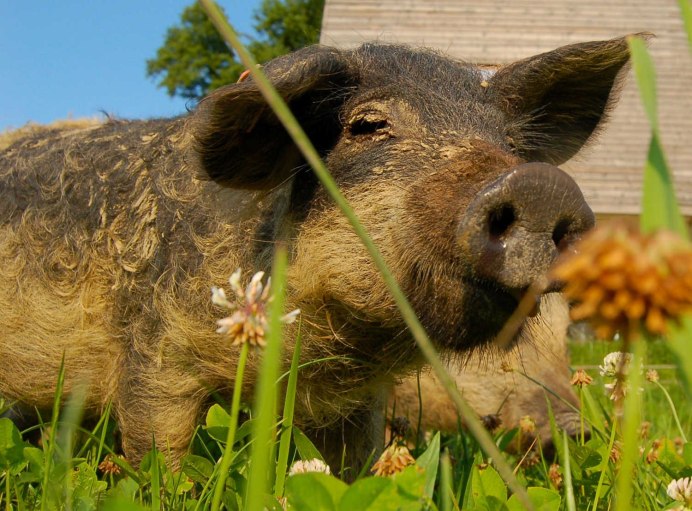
(0, 35, 633, 473)
(390, 293, 583, 453)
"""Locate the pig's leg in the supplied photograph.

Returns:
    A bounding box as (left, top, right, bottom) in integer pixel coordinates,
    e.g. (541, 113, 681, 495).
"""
(304, 398, 386, 480)
(115, 365, 206, 468)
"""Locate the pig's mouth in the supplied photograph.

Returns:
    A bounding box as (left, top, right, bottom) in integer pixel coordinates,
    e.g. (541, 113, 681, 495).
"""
(459, 277, 558, 347)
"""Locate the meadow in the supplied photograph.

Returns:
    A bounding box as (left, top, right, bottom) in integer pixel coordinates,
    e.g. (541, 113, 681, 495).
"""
(0, 338, 689, 510)
(1, 1, 691, 509)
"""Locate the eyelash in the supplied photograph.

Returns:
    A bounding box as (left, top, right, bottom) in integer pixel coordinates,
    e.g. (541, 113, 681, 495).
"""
(349, 116, 389, 136)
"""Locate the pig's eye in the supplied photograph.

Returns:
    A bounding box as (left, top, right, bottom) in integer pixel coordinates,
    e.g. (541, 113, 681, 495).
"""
(347, 112, 390, 137)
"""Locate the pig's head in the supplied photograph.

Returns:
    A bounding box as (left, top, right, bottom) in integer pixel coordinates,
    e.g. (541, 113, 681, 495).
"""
(193, 36, 632, 352)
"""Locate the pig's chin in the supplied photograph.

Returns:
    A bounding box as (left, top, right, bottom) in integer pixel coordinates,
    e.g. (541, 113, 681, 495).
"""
(410, 277, 527, 352)
(455, 279, 527, 349)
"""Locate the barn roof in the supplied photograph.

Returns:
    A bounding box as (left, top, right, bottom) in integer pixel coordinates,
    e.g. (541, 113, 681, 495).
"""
(320, 0, 692, 217)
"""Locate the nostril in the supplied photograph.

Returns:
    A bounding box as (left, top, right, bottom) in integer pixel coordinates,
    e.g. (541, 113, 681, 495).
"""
(552, 218, 572, 251)
(488, 204, 516, 239)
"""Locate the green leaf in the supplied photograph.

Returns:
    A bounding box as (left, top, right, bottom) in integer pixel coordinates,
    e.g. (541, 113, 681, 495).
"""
(222, 489, 242, 511)
(338, 477, 392, 511)
(475, 464, 507, 503)
(72, 461, 108, 502)
(507, 487, 561, 511)
(684, 442, 692, 466)
(17, 446, 43, 485)
(628, 34, 688, 238)
(679, 0, 692, 52)
(464, 463, 509, 510)
(391, 464, 427, 500)
(415, 431, 440, 500)
(628, 36, 659, 132)
(0, 417, 28, 473)
(182, 454, 214, 483)
(356, 467, 427, 511)
(101, 497, 148, 511)
(23, 446, 45, 476)
(108, 477, 140, 500)
(569, 444, 602, 472)
(234, 417, 257, 443)
(668, 315, 692, 396)
(579, 386, 607, 439)
(262, 494, 285, 511)
(286, 472, 348, 511)
(165, 471, 195, 496)
(640, 135, 688, 237)
(205, 403, 232, 443)
(293, 426, 325, 461)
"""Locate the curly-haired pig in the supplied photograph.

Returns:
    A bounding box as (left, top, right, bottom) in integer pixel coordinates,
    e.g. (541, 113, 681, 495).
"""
(0, 35, 633, 472)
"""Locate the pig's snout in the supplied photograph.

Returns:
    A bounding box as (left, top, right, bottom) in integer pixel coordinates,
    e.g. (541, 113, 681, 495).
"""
(457, 162, 594, 291)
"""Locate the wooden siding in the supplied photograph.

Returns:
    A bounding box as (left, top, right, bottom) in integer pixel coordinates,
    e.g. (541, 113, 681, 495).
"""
(320, 0, 692, 216)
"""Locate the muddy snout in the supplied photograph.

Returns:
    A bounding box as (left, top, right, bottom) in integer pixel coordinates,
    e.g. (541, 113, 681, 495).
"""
(457, 162, 594, 291)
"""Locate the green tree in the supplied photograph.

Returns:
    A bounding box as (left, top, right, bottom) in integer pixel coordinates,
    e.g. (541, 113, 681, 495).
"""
(146, 0, 325, 101)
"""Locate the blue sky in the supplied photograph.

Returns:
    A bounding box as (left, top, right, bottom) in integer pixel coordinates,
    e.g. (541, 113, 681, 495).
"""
(0, 1, 262, 131)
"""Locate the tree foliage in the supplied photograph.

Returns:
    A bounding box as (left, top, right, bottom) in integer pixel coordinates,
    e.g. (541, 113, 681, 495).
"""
(146, 0, 325, 101)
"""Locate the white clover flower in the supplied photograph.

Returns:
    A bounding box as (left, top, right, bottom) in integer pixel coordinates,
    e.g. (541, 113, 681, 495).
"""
(211, 269, 300, 349)
(599, 352, 634, 377)
(668, 477, 692, 506)
(604, 381, 629, 402)
(288, 458, 331, 476)
(599, 351, 644, 405)
(211, 286, 231, 308)
(228, 268, 243, 296)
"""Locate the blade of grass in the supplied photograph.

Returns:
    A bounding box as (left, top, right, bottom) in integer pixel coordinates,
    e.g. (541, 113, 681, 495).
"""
(4, 470, 10, 511)
(95, 402, 113, 468)
(614, 341, 646, 511)
(58, 381, 88, 511)
(652, 379, 688, 442)
(640, 135, 688, 237)
(150, 441, 161, 511)
(628, 36, 658, 133)
(75, 400, 112, 460)
(562, 431, 576, 511)
(668, 315, 692, 396)
(629, 30, 692, 414)
(245, 247, 288, 511)
(590, 417, 617, 511)
(679, 0, 692, 51)
(440, 449, 454, 511)
(628, 30, 692, 410)
(40, 354, 66, 511)
(210, 341, 250, 511)
(198, 2, 533, 508)
(355, 448, 378, 480)
(627, 36, 688, 238)
(416, 369, 424, 453)
(274, 327, 302, 498)
(579, 387, 586, 446)
(580, 385, 608, 441)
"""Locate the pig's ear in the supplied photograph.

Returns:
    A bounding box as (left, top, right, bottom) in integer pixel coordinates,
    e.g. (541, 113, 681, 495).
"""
(489, 35, 642, 165)
(192, 45, 356, 189)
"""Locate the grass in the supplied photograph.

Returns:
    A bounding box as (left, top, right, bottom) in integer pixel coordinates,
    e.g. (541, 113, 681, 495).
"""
(1, 1, 691, 510)
(0, 340, 688, 510)
(569, 338, 691, 442)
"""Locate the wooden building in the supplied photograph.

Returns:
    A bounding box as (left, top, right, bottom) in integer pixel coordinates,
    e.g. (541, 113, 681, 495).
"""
(320, 0, 692, 221)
